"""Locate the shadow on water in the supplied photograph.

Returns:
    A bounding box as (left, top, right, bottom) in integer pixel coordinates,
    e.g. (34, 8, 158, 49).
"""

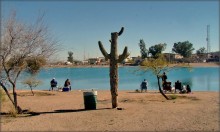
(1, 108, 112, 117)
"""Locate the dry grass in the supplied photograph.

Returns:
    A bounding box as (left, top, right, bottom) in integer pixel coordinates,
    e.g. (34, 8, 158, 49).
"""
(0, 88, 7, 102)
(17, 91, 55, 97)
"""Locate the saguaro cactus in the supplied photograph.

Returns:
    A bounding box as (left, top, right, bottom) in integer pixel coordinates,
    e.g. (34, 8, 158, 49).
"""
(98, 27, 129, 108)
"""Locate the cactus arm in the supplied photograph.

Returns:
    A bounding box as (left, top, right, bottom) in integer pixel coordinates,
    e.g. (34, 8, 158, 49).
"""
(118, 46, 130, 63)
(98, 41, 110, 60)
(118, 27, 124, 36)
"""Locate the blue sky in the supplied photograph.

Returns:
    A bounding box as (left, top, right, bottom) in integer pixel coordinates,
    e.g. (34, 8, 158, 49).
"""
(1, 0, 219, 61)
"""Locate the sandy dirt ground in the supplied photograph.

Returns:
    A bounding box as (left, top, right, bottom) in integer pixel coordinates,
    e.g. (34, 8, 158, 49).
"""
(1, 90, 219, 131)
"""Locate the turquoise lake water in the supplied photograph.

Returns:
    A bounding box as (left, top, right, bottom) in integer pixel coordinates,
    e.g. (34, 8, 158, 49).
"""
(16, 67, 219, 91)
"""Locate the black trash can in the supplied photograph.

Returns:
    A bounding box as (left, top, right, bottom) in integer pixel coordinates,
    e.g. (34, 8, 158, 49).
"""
(83, 91, 97, 110)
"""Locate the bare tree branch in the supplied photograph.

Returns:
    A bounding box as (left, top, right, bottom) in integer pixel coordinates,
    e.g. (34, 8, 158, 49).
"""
(0, 10, 59, 113)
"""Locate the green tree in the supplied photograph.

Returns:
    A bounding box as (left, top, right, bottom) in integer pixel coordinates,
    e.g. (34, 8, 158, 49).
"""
(0, 11, 58, 113)
(196, 47, 206, 54)
(138, 39, 148, 59)
(140, 55, 190, 100)
(148, 43, 167, 59)
(67, 51, 74, 63)
(196, 47, 206, 61)
(172, 41, 194, 58)
(22, 77, 42, 96)
(26, 57, 46, 75)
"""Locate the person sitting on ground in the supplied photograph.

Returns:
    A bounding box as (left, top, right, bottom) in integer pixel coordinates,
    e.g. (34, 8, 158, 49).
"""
(64, 79, 71, 91)
(140, 79, 148, 93)
(175, 80, 182, 93)
(50, 78, 57, 91)
(180, 85, 187, 94)
(171, 85, 175, 93)
(186, 84, 191, 93)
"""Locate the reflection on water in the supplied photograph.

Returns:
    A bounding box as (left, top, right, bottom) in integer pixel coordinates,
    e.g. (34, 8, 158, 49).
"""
(16, 67, 219, 91)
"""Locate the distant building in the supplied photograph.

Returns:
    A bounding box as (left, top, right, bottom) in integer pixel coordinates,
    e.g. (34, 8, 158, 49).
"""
(88, 58, 99, 65)
(74, 60, 83, 65)
(87, 57, 110, 65)
(163, 53, 183, 62)
(98, 57, 109, 65)
(82, 60, 89, 65)
(64, 61, 72, 65)
(131, 56, 142, 62)
(210, 51, 220, 59)
(206, 51, 220, 62)
(124, 57, 132, 63)
(174, 54, 183, 59)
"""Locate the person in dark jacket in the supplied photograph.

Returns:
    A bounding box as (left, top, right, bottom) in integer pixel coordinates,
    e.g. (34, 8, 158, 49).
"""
(162, 72, 167, 82)
(186, 84, 191, 93)
(175, 80, 182, 93)
(161, 72, 167, 88)
(140, 79, 148, 92)
(50, 78, 57, 91)
(64, 79, 71, 91)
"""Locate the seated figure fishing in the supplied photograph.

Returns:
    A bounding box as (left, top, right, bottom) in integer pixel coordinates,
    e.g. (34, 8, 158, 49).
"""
(63, 79, 71, 92)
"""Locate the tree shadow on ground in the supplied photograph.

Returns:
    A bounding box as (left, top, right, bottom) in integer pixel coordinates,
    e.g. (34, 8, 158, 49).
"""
(1, 108, 112, 117)
(127, 91, 160, 94)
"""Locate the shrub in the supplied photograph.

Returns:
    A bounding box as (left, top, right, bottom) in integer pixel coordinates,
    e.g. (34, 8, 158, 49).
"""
(8, 105, 18, 117)
(169, 94, 178, 100)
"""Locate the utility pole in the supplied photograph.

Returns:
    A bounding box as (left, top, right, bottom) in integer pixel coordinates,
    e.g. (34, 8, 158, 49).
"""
(83, 48, 86, 61)
(206, 25, 210, 58)
(169, 51, 171, 63)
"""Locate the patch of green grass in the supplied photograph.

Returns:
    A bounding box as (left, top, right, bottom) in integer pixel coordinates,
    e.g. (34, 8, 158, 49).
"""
(169, 94, 178, 100)
(17, 91, 55, 97)
(168, 94, 200, 101)
(178, 95, 200, 101)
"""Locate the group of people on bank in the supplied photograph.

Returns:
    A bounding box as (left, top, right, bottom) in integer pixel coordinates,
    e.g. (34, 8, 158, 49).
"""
(50, 72, 191, 93)
(50, 78, 71, 92)
(140, 72, 191, 94)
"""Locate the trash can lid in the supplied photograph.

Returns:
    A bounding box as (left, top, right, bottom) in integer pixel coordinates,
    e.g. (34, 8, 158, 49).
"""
(83, 91, 97, 96)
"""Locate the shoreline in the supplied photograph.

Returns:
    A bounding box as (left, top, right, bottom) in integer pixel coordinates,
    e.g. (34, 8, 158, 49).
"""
(12, 89, 220, 93)
(45, 62, 220, 68)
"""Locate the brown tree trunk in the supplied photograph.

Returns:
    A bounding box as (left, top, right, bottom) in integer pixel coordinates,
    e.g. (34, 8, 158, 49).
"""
(30, 87, 35, 96)
(157, 75, 170, 100)
(0, 82, 22, 113)
(13, 91, 18, 109)
(13, 86, 22, 113)
(0, 82, 15, 105)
